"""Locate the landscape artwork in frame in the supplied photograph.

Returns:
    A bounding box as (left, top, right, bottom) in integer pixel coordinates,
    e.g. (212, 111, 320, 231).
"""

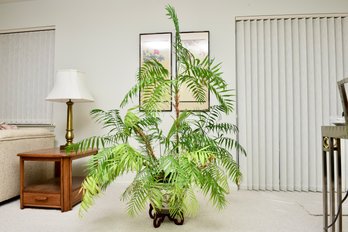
(179, 31, 210, 111)
(139, 32, 172, 111)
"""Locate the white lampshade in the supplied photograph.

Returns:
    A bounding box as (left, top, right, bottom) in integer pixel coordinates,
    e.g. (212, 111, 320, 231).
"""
(46, 69, 94, 103)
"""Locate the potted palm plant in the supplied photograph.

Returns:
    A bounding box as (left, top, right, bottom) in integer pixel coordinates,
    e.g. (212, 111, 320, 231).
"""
(71, 5, 245, 228)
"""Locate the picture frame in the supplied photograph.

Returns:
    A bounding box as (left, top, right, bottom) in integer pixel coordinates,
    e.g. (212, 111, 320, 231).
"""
(178, 31, 210, 111)
(139, 32, 172, 111)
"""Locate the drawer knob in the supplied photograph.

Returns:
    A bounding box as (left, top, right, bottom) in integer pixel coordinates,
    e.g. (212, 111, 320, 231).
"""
(35, 196, 48, 201)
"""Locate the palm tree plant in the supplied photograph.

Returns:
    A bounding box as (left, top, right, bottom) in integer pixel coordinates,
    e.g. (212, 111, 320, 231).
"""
(71, 5, 245, 227)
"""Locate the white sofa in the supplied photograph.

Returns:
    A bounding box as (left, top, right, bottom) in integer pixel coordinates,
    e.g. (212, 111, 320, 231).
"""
(0, 128, 55, 202)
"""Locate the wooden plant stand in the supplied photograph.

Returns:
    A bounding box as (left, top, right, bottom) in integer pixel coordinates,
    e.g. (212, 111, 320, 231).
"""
(148, 204, 184, 228)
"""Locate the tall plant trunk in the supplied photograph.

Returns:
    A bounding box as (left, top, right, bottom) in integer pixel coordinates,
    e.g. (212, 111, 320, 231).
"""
(175, 90, 180, 154)
(174, 29, 182, 155)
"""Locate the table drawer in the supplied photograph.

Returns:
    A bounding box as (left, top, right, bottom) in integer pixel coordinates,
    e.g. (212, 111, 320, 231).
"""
(23, 192, 60, 207)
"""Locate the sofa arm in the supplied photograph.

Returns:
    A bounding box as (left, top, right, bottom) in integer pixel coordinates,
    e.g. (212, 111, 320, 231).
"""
(0, 128, 55, 202)
(0, 128, 54, 141)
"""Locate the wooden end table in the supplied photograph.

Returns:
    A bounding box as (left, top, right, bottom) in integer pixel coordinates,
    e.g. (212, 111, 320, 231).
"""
(322, 125, 345, 232)
(17, 148, 97, 212)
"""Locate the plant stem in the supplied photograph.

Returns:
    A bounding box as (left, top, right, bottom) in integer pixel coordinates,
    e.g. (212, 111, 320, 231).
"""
(175, 89, 180, 154)
(174, 27, 182, 156)
(134, 127, 157, 160)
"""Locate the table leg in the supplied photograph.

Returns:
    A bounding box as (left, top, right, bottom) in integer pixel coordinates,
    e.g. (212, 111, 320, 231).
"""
(61, 158, 72, 212)
(19, 158, 24, 209)
(336, 138, 342, 232)
(329, 137, 335, 232)
(54, 161, 61, 178)
(323, 140, 328, 231)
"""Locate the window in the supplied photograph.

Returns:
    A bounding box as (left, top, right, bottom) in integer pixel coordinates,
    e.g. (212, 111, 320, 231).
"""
(236, 14, 348, 191)
(0, 28, 55, 124)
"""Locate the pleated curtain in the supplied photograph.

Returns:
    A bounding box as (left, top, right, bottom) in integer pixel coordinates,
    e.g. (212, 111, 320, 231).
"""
(0, 29, 55, 124)
(236, 15, 348, 191)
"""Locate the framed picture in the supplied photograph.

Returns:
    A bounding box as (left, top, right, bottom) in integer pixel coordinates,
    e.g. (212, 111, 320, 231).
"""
(139, 32, 172, 111)
(178, 31, 210, 111)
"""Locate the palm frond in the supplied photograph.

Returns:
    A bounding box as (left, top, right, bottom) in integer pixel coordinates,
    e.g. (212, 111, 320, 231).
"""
(206, 122, 239, 134)
(182, 148, 215, 167)
(165, 111, 191, 147)
(199, 169, 228, 210)
(122, 169, 152, 216)
(90, 109, 125, 133)
(166, 5, 180, 39)
(182, 186, 199, 217)
(218, 153, 242, 185)
(121, 59, 170, 108)
(140, 79, 171, 112)
(79, 144, 146, 216)
(217, 136, 246, 156)
(180, 74, 207, 103)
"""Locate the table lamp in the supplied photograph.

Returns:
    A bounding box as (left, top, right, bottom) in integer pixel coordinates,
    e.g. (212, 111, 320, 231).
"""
(46, 69, 94, 149)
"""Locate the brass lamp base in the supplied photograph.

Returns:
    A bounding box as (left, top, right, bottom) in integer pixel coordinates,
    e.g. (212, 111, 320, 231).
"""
(62, 99, 74, 151)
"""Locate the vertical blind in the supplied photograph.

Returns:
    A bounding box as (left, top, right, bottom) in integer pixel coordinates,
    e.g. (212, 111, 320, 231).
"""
(236, 15, 348, 191)
(0, 29, 55, 124)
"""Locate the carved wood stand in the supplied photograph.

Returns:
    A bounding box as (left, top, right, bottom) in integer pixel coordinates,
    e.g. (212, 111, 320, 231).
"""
(148, 204, 184, 228)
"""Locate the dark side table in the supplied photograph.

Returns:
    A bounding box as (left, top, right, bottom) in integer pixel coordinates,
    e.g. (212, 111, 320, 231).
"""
(18, 148, 97, 212)
(322, 125, 346, 232)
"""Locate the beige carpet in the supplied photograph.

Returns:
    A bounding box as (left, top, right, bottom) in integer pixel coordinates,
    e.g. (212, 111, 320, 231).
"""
(0, 183, 347, 232)
(288, 191, 348, 216)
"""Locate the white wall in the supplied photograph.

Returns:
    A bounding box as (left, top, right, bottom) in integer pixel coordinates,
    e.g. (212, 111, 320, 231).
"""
(1, 0, 348, 182)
